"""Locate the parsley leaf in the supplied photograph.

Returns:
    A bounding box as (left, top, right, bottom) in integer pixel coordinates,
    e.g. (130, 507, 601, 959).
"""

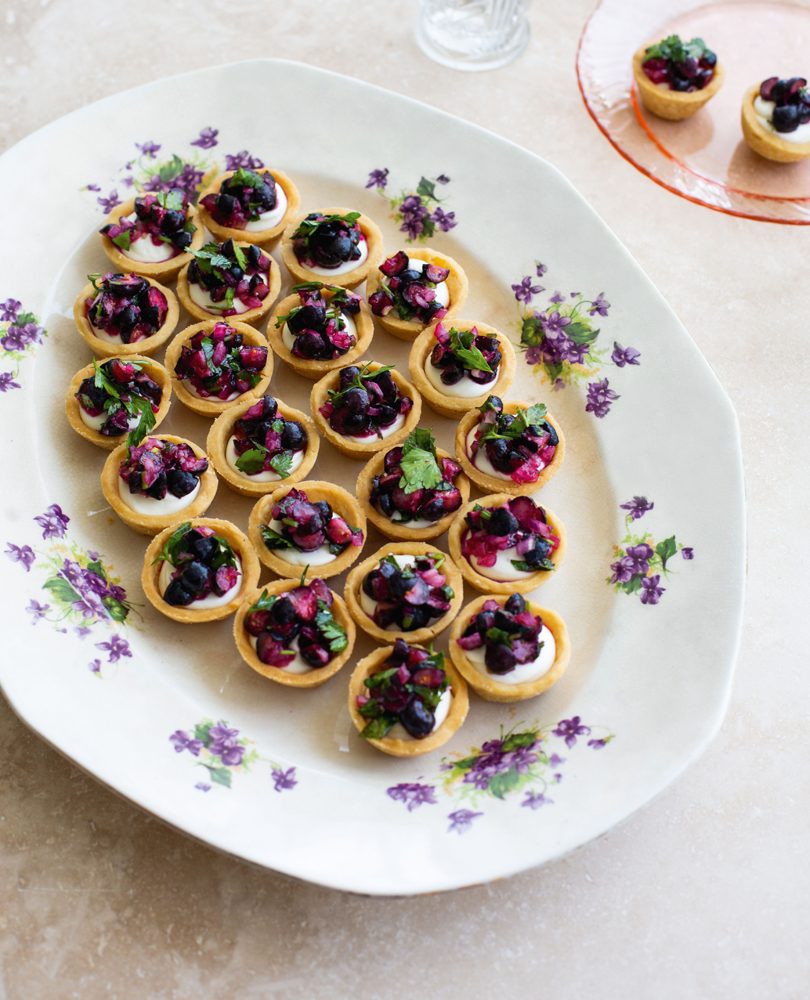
(235, 447, 268, 475)
(153, 521, 191, 566)
(111, 230, 133, 251)
(485, 626, 514, 647)
(260, 525, 292, 551)
(192, 242, 233, 271)
(398, 428, 442, 494)
(449, 328, 492, 373)
(156, 189, 184, 211)
(125, 395, 156, 448)
(511, 556, 555, 572)
(268, 451, 294, 478)
(232, 242, 248, 272)
(360, 717, 395, 740)
(93, 361, 121, 400)
(315, 600, 348, 653)
(249, 589, 278, 614)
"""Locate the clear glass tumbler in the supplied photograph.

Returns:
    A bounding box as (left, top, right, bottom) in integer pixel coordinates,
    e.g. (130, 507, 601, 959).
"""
(416, 0, 530, 72)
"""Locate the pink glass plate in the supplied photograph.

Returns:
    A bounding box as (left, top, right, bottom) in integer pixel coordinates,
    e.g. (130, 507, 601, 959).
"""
(577, 0, 810, 224)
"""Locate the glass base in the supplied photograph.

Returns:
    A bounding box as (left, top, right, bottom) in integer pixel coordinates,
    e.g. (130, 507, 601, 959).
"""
(416, 9, 530, 72)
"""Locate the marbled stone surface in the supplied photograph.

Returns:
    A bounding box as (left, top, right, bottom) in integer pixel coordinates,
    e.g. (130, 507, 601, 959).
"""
(0, 1, 807, 997)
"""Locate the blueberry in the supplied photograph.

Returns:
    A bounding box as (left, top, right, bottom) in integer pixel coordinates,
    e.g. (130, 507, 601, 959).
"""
(270, 596, 296, 625)
(487, 438, 510, 470)
(281, 421, 306, 451)
(400, 696, 436, 739)
(543, 421, 559, 447)
(440, 364, 465, 385)
(373, 370, 397, 402)
(671, 77, 691, 92)
(488, 507, 519, 536)
(400, 605, 430, 631)
(773, 104, 799, 133)
(191, 535, 217, 562)
(314, 500, 332, 523)
(339, 366, 360, 389)
(147, 472, 168, 500)
(375, 404, 397, 427)
(377, 491, 395, 516)
(293, 331, 327, 359)
(343, 387, 369, 413)
(523, 542, 552, 569)
(288, 302, 326, 333)
(217, 192, 239, 218)
(485, 642, 516, 675)
(309, 221, 354, 267)
(164, 578, 194, 606)
(504, 594, 526, 615)
(343, 412, 369, 434)
(116, 305, 139, 334)
(166, 469, 198, 498)
(494, 609, 521, 633)
(398, 268, 423, 284)
(161, 210, 186, 233)
(181, 560, 209, 594)
(246, 244, 262, 268)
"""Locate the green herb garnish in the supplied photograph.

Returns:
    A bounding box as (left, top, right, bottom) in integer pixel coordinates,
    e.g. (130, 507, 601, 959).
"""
(448, 328, 493, 373)
(398, 428, 443, 494)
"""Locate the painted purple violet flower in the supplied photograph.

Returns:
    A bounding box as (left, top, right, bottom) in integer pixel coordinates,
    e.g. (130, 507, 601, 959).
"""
(74, 625, 92, 639)
(535, 262, 547, 277)
(225, 150, 264, 171)
(620, 496, 654, 521)
(271, 767, 298, 792)
(640, 575, 666, 605)
(191, 127, 219, 149)
(84, 183, 101, 193)
(447, 809, 482, 834)
(95, 634, 132, 663)
(609, 555, 636, 584)
(169, 730, 204, 756)
(589, 292, 611, 317)
(543, 311, 572, 338)
(97, 190, 121, 213)
(88, 659, 102, 675)
(365, 167, 389, 190)
(195, 782, 212, 793)
(34, 504, 69, 540)
(26, 599, 50, 622)
(208, 722, 245, 766)
(0, 298, 21, 322)
(682, 547, 694, 560)
(431, 207, 457, 232)
(511, 276, 544, 304)
(522, 790, 552, 810)
(387, 782, 437, 812)
(585, 378, 619, 418)
(549, 291, 565, 304)
(5, 542, 35, 571)
(136, 140, 161, 158)
(436, 174, 450, 184)
(626, 543, 653, 574)
(553, 716, 591, 748)
(611, 342, 641, 368)
(588, 737, 610, 750)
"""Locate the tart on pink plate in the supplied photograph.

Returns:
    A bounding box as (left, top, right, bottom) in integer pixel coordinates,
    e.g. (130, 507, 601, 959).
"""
(632, 34, 723, 121)
(280, 208, 383, 288)
(448, 593, 571, 704)
(348, 641, 469, 757)
(177, 239, 280, 325)
(365, 247, 468, 341)
(66, 355, 171, 450)
(448, 493, 566, 594)
(355, 427, 469, 541)
(73, 272, 179, 358)
(233, 577, 355, 689)
(741, 76, 810, 163)
(268, 282, 374, 380)
(198, 166, 300, 244)
(99, 188, 203, 279)
(455, 395, 564, 495)
(163, 319, 272, 418)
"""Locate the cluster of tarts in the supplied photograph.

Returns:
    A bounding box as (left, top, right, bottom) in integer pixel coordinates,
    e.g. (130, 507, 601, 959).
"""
(66, 162, 573, 757)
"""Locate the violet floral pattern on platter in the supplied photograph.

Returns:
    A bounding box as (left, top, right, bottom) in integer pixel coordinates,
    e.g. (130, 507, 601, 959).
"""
(5, 504, 136, 674)
(514, 262, 639, 419)
(387, 717, 614, 833)
(82, 128, 265, 213)
(609, 496, 693, 605)
(170, 719, 297, 793)
(367, 168, 457, 242)
(0, 300, 47, 395)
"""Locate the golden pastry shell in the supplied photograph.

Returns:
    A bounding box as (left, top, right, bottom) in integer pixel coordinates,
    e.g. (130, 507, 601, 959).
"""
(99, 197, 205, 279)
(197, 167, 301, 244)
(632, 43, 724, 121)
(66, 355, 172, 450)
(176, 242, 281, 325)
(740, 82, 810, 163)
(163, 319, 273, 417)
(233, 580, 356, 689)
(73, 276, 179, 358)
(447, 492, 567, 594)
(142, 517, 260, 623)
(280, 207, 383, 289)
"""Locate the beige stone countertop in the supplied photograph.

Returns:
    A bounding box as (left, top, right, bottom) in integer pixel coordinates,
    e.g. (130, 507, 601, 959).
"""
(0, 1, 807, 997)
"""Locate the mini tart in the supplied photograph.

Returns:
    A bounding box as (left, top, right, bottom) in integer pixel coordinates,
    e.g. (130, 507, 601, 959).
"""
(101, 434, 218, 535)
(267, 287, 374, 380)
(347, 646, 469, 757)
(142, 518, 260, 623)
(176, 241, 281, 325)
(163, 320, 273, 417)
(344, 541, 463, 644)
(356, 445, 470, 541)
(66, 355, 171, 450)
(233, 580, 355, 689)
(365, 247, 469, 341)
(408, 319, 516, 418)
(207, 394, 319, 497)
(632, 43, 724, 121)
(448, 595, 571, 703)
(310, 362, 422, 458)
(197, 167, 301, 244)
(280, 207, 383, 289)
(455, 401, 565, 495)
(248, 481, 367, 579)
(99, 197, 204, 279)
(448, 493, 567, 594)
(73, 276, 179, 358)
(741, 83, 810, 163)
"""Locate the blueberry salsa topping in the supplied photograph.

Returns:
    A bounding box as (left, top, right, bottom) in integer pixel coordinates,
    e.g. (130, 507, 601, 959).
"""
(100, 189, 195, 256)
(200, 168, 280, 229)
(642, 35, 717, 92)
(261, 488, 363, 557)
(356, 640, 449, 740)
(471, 395, 559, 485)
(120, 437, 208, 503)
(319, 364, 413, 439)
(362, 552, 454, 632)
(187, 240, 271, 315)
(462, 496, 559, 574)
(291, 212, 365, 270)
(76, 359, 161, 442)
(758, 77, 810, 133)
(430, 322, 500, 386)
(457, 594, 547, 676)
(275, 283, 361, 361)
(157, 522, 239, 607)
(174, 321, 267, 400)
(230, 395, 308, 478)
(371, 428, 463, 524)
(244, 579, 348, 669)
(85, 273, 168, 344)
(369, 251, 449, 324)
